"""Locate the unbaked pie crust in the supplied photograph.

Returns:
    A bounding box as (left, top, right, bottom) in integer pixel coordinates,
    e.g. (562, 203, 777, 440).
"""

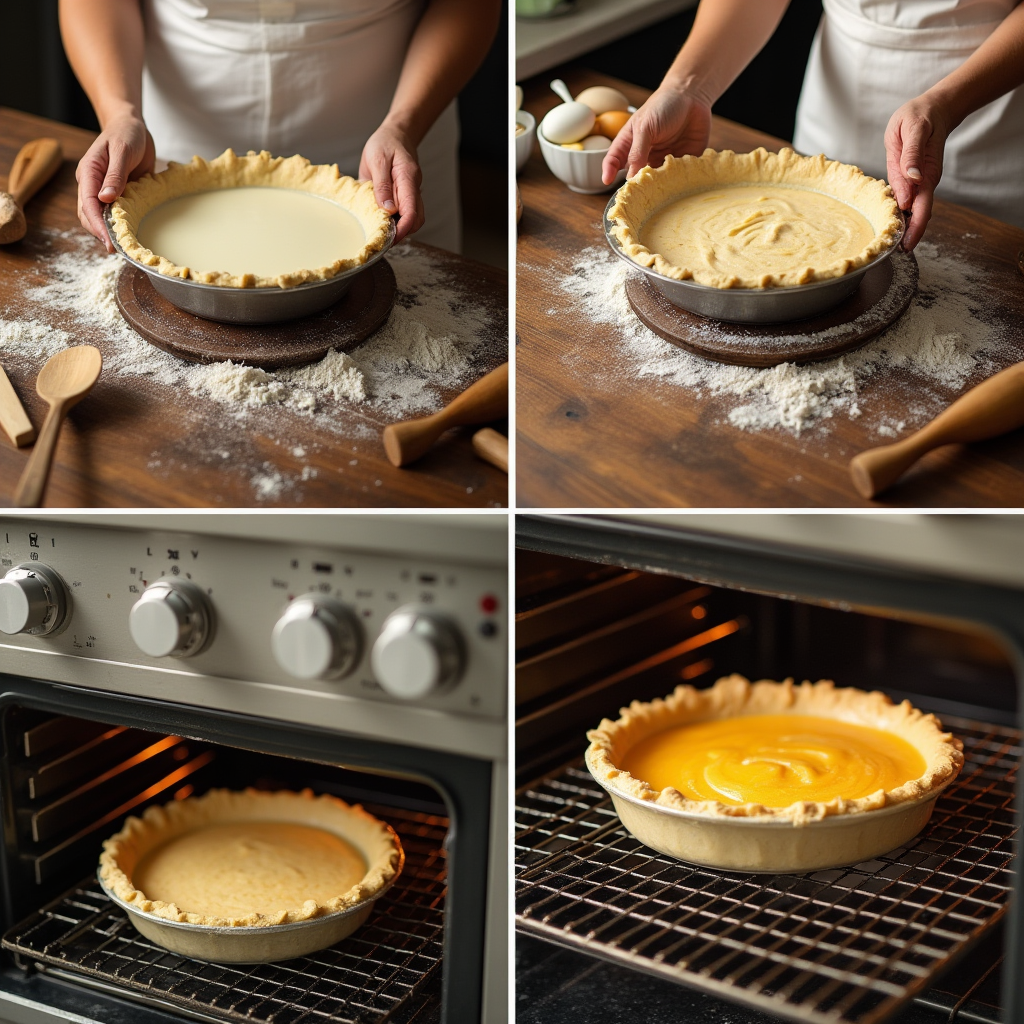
(99, 788, 402, 928)
(110, 149, 391, 289)
(608, 148, 901, 290)
(586, 675, 963, 872)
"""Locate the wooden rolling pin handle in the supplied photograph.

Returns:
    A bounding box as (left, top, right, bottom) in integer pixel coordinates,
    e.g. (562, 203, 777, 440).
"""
(850, 362, 1024, 498)
(9, 138, 63, 208)
(13, 399, 67, 507)
(472, 428, 508, 473)
(383, 361, 508, 467)
(0, 368, 35, 447)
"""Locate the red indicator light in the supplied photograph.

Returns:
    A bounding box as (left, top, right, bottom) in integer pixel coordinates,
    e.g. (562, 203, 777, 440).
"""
(480, 594, 499, 614)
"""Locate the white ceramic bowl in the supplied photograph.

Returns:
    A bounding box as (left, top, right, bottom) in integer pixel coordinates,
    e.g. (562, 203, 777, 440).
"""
(516, 110, 536, 174)
(537, 127, 625, 194)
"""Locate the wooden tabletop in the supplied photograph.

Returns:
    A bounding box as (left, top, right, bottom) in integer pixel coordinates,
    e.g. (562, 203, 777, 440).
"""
(0, 108, 508, 508)
(516, 68, 1024, 508)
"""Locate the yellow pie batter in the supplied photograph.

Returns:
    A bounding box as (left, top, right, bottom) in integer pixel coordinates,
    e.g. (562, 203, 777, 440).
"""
(640, 184, 876, 286)
(132, 822, 367, 919)
(136, 187, 367, 280)
(621, 714, 926, 807)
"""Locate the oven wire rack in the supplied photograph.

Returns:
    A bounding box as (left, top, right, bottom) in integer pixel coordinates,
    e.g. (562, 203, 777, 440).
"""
(515, 715, 1018, 1024)
(3, 804, 447, 1024)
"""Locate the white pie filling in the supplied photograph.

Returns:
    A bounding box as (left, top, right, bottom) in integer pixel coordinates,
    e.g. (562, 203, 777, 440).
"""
(136, 187, 367, 280)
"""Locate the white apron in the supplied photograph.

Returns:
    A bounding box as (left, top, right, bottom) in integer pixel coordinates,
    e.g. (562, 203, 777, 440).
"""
(140, 0, 462, 251)
(794, 0, 1024, 228)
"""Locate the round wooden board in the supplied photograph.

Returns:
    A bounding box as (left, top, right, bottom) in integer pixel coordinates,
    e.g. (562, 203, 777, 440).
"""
(115, 259, 397, 369)
(625, 250, 919, 367)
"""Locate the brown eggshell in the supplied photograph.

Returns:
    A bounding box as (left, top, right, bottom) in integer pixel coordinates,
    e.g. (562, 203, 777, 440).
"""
(595, 110, 631, 139)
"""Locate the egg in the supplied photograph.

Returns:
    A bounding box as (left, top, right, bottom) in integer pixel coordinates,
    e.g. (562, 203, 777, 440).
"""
(560, 142, 584, 150)
(580, 135, 610, 150)
(539, 102, 595, 145)
(575, 86, 630, 115)
(595, 110, 631, 139)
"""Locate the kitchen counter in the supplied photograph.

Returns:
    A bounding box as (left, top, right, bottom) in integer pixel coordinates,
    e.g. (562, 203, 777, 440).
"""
(515, 68, 1024, 508)
(0, 108, 508, 508)
(515, 0, 697, 80)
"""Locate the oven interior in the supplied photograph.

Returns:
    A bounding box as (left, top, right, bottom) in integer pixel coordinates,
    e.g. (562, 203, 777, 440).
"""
(0, 703, 449, 1024)
(515, 550, 1018, 1024)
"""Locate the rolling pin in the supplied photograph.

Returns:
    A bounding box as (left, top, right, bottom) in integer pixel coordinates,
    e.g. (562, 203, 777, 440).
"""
(383, 362, 508, 467)
(0, 138, 64, 244)
(472, 427, 508, 472)
(0, 363, 35, 446)
(849, 361, 1024, 498)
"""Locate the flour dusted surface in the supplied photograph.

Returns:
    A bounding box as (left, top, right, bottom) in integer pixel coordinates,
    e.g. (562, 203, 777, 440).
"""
(553, 240, 1011, 436)
(3, 231, 499, 502)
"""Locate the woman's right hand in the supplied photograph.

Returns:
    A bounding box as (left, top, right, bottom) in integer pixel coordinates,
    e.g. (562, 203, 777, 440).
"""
(76, 113, 155, 251)
(602, 86, 713, 185)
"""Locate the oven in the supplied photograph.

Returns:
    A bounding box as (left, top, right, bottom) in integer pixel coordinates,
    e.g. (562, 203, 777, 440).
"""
(515, 513, 1024, 1024)
(0, 513, 507, 1024)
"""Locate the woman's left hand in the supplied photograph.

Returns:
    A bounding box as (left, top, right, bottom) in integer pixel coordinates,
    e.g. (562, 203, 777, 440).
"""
(359, 121, 424, 243)
(884, 95, 950, 251)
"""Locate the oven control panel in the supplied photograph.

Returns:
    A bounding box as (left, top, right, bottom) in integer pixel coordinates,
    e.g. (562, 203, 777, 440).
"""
(0, 520, 506, 721)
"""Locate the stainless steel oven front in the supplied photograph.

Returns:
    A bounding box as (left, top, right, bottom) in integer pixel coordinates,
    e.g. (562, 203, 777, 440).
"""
(0, 513, 508, 1024)
(515, 513, 1024, 1024)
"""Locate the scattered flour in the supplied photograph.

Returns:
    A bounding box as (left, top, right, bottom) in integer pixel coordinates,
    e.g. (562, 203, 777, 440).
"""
(2, 230, 499, 501)
(554, 241, 1011, 436)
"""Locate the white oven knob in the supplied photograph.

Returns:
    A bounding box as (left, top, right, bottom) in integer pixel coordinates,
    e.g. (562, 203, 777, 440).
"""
(0, 564, 70, 637)
(371, 608, 464, 699)
(129, 580, 214, 658)
(272, 597, 362, 680)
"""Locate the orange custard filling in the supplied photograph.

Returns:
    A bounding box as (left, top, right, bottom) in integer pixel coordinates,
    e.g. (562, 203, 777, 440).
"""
(621, 714, 926, 807)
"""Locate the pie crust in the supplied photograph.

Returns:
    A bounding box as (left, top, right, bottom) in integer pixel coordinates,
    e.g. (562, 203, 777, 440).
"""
(99, 788, 402, 928)
(587, 675, 962, 825)
(110, 149, 391, 289)
(607, 147, 901, 289)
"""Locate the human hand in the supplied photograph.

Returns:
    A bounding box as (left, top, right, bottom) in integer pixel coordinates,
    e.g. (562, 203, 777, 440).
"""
(884, 95, 949, 252)
(602, 85, 713, 185)
(359, 122, 424, 244)
(76, 113, 154, 252)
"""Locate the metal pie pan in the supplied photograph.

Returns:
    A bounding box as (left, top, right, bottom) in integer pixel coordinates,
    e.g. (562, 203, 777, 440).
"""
(98, 865, 400, 964)
(586, 752, 953, 875)
(604, 192, 905, 325)
(104, 205, 396, 325)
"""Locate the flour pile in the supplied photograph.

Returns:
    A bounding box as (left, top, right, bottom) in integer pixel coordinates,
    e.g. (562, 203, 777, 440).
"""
(556, 241, 1007, 435)
(4, 235, 486, 422)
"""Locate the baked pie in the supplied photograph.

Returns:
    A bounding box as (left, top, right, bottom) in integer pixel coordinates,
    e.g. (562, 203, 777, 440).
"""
(99, 788, 402, 928)
(608, 147, 901, 290)
(110, 149, 391, 289)
(585, 675, 963, 871)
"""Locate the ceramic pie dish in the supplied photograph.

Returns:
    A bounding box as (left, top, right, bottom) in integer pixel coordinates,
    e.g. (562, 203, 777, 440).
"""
(98, 788, 403, 962)
(585, 675, 963, 873)
(105, 149, 395, 324)
(605, 147, 904, 324)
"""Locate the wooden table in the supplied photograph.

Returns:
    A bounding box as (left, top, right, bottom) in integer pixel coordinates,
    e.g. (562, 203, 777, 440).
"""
(0, 108, 508, 508)
(516, 68, 1024, 508)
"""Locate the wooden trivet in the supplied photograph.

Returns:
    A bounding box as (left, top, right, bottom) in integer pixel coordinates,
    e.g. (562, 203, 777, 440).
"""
(115, 259, 397, 369)
(625, 250, 919, 367)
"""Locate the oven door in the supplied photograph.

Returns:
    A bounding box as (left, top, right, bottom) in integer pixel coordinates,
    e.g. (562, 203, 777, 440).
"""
(0, 676, 495, 1024)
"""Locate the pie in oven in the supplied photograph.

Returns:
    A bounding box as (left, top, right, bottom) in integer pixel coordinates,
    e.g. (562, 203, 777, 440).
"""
(608, 148, 901, 289)
(585, 675, 963, 872)
(110, 149, 392, 289)
(99, 788, 402, 927)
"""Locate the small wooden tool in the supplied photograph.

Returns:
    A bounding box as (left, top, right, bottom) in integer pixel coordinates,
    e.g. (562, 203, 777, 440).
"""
(383, 362, 508, 467)
(0, 138, 63, 244)
(14, 346, 102, 507)
(0, 364, 35, 446)
(472, 428, 508, 472)
(849, 361, 1024, 499)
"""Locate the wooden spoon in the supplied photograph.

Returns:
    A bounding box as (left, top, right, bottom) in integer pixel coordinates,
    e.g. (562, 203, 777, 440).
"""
(0, 138, 63, 245)
(13, 346, 103, 508)
(383, 362, 508, 467)
(849, 361, 1024, 499)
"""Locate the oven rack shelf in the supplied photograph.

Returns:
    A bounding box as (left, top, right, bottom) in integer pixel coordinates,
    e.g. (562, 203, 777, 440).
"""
(515, 715, 1018, 1024)
(3, 804, 447, 1024)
